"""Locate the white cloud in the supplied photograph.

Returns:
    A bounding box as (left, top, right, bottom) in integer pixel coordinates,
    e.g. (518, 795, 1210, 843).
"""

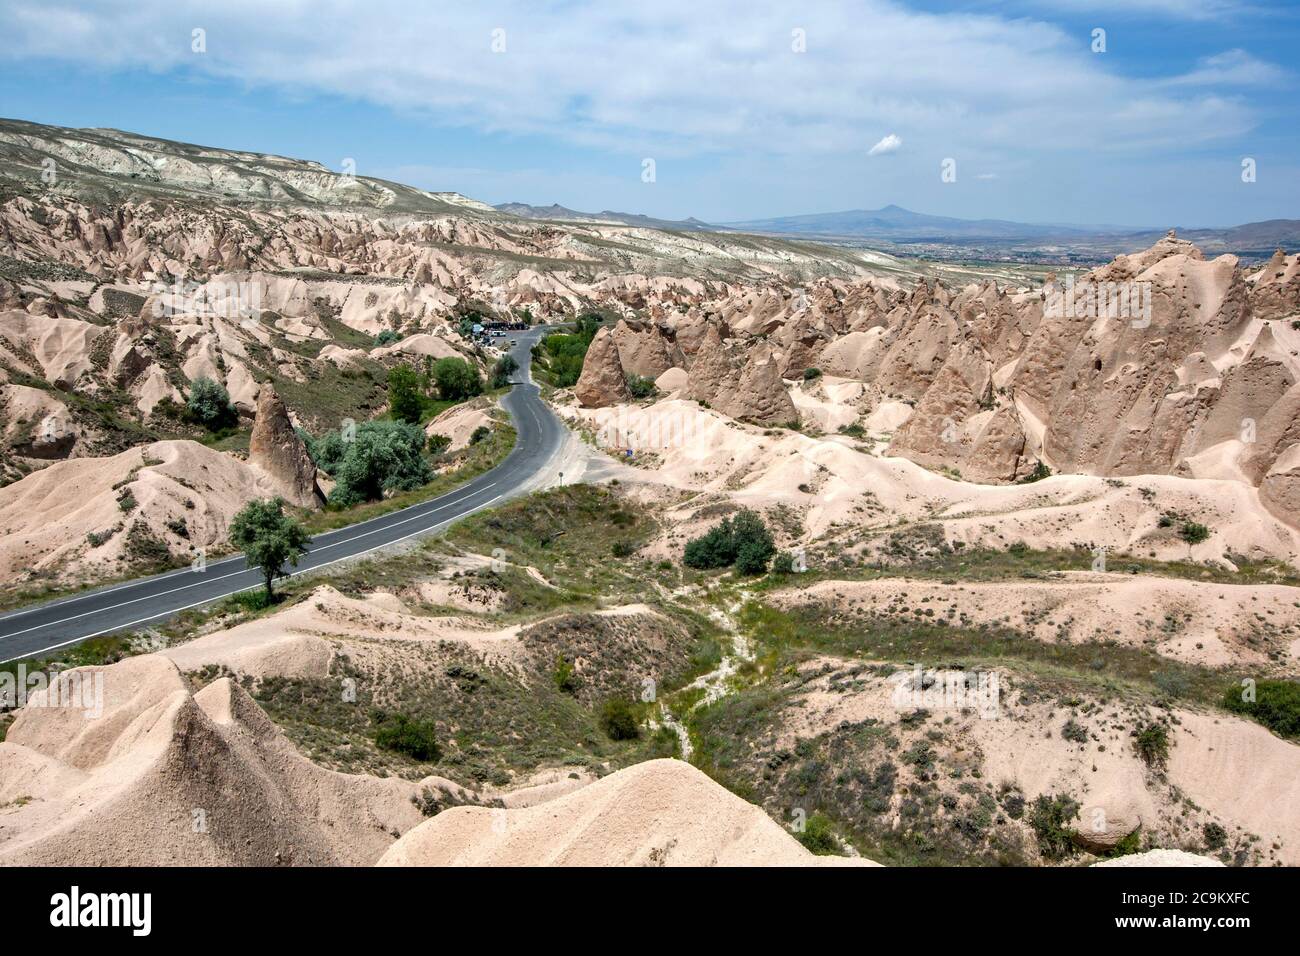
(868, 134, 902, 156)
(0, 0, 1265, 162)
(1163, 49, 1288, 87)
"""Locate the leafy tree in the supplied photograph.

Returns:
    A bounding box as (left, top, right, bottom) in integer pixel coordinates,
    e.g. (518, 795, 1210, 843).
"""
(599, 698, 640, 740)
(186, 376, 238, 431)
(1222, 679, 1300, 739)
(228, 497, 311, 602)
(491, 354, 519, 389)
(683, 509, 775, 574)
(540, 314, 601, 387)
(373, 329, 401, 346)
(374, 713, 441, 762)
(387, 363, 426, 424)
(426, 433, 451, 455)
(305, 420, 433, 507)
(432, 357, 483, 401)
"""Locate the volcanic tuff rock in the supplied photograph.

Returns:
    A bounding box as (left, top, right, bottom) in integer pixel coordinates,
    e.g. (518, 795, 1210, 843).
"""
(248, 384, 324, 509)
(574, 326, 631, 408)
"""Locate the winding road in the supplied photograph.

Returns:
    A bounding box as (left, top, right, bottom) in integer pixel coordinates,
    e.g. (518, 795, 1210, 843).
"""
(0, 326, 570, 663)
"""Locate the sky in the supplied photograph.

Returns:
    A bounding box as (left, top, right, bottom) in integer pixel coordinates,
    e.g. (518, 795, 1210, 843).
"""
(0, 0, 1296, 228)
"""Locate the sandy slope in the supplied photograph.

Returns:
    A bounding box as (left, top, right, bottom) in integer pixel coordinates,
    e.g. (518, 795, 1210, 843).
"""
(378, 758, 875, 866)
(775, 576, 1300, 671)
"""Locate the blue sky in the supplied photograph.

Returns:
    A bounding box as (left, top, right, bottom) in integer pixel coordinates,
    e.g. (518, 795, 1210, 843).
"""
(0, 0, 1296, 228)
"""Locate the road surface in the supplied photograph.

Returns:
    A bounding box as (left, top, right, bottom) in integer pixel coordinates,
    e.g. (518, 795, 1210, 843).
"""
(0, 326, 568, 663)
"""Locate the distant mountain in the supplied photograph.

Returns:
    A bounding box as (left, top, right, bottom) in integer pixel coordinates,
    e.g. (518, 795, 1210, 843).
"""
(717, 204, 1132, 241)
(494, 202, 713, 232)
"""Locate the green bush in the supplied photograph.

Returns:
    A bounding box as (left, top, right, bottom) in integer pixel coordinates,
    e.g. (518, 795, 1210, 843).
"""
(387, 363, 426, 424)
(552, 655, 578, 695)
(432, 357, 484, 401)
(1134, 722, 1171, 768)
(374, 714, 441, 762)
(682, 509, 775, 574)
(627, 374, 656, 398)
(540, 315, 600, 387)
(770, 551, 796, 574)
(1203, 822, 1228, 850)
(373, 329, 401, 346)
(1222, 679, 1300, 739)
(185, 376, 238, 431)
(426, 433, 451, 455)
(1017, 460, 1051, 484)
(491, 354, 519, 389)
(599, 698, 640, 740)
(1029, 794, 1079, 860)
(802, 367, 822, 381)
(1179, 521, 1211, 545)
(469, 425, 491, 445)
(305, 420, 433, 507)
(794, 811, 839, 854)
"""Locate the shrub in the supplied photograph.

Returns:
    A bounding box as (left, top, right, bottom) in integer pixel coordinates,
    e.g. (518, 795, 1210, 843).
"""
(491, 354, 519, 389)
(682, 509, 775, 574)
(599, 698, 640, 740)
(1017, 460, 1051, 484)
(186, 376, 238, 431)
(374, 714, 441, 762)
(794, 812, 839, 854)
(1134, 722, 1171, 769)
(1029, 794, 1080, 860)
(307, 420, 433, 507)
(469, 425, 491, 445)
(1179, 521, 1210, 545)
(1222, 679, 1300, 739)
(611, 540, 635, 558)
(1061, 718, 1089, 744)
(802, 367, 822, 381)
(770, 551, 796, 575)
(386, 364, 426, 424)
(627, 374, 656, 398)
(1203, 822, 1228, 851)
(552, 655, 578, 695)
(373, 329, 401, 346)
(432, 357, 484, 401)
(426, 433, 451, 455)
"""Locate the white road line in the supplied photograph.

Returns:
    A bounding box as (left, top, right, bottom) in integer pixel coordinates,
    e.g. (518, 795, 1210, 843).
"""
(0, 481, 498, 644)
(0, 493, 504, 664)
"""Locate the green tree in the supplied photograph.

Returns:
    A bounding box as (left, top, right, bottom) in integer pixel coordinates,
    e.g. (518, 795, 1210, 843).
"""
(426, 433, 451, 455)
(186, 376, 237, 431)
(432, 357, 484, 401)
(491, 354, 519, 388)
(387, 363, 426, 424)
(682, 508, 775, 574)
(599, 698, 640, 740)
(323, 419, 433, 506)
(228, 497, 311, 602)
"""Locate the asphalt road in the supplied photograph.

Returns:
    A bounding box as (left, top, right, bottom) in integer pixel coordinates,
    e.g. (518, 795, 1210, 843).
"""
(0, 326, 568, 663)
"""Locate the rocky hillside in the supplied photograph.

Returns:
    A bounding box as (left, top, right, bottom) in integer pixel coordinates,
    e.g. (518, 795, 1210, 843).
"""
(570, 231, 1300, 527)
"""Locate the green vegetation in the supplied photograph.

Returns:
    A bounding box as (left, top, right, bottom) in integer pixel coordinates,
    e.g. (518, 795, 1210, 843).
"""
(386, 364, 426, 424)
(491, 354, 519, 389)
(227, 498, 312, 601)
(426, 433, 451, 455)
(536, 314, 600, 387)
(802, 367, 822, 381)
(1222, 679, 1300, 739)
(1134, 721, 1171, 769)
(373, 329, 401, 347)
(1180, 521, 1211, 545)
(373, 713, 442, 762)
(683, 509, 776, 575)
(794, 812, 839, 854)
(1029, 794, 1080, 860)
(304, 419, 433, 507)
(627, 374, 656, 398)
(598, 698, 640, 740)
(185, 376, 238, 432)
(432, 357, 484, 401)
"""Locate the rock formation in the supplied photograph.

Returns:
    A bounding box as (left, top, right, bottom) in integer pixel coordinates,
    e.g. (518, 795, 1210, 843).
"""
(574, 326, 632, 408)
(248, 384, 324, 509)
